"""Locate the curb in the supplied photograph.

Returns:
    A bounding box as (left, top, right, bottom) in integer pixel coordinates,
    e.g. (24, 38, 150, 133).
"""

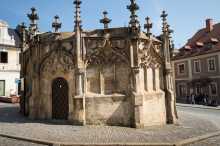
(0, 133, 174, 146)
(174, 131, 220, 146)
(177, 103, 220, 111)
(0, 133, 55, 146)
(0, 131, 220, 146)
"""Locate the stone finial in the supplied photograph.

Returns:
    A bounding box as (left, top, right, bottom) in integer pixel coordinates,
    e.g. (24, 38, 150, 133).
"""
(74, 0, 82, 31)
(171, 40, 175, 49)
(127, 0, 140, 32)
(100, 11, 112, 29)
(161, 10, 168, 33)
(20, 22, 27, 51)
(52, 15, 62, 33)
(27, 7, 39, 35)
(144, 17, 153, 36)
(21, 22, 27, 30)
(167, 24, 174, 38)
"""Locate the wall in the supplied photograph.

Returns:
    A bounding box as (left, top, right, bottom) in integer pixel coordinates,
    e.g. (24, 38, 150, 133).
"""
(143, 92, 166, 126)
(85, 95, 133, 126)
(174, 52, 220, 103)
(0, 49, 20, 96)
(174, 60, 189, 79)
(0, 71, 19, 96)
(191, 55, 219, 78)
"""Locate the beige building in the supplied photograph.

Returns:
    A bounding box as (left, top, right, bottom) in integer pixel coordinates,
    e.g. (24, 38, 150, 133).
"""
(173, 19, 220, 103)
(19, 0, 177, 128)
(0, 20, 20, 97)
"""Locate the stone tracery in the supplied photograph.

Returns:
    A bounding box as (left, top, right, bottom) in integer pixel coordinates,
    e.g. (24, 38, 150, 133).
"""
(19, 0, 178, 127)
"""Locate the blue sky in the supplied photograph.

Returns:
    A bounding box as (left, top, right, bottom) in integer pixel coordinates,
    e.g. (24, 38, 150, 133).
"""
(0, 0, 220, 48)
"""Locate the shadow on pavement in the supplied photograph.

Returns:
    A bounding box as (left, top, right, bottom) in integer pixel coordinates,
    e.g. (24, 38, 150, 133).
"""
(0, 102, 74, 125)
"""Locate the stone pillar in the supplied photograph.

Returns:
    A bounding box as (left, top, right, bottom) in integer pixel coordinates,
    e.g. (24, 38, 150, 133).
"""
(130, 40, 144, 128)
(132, 67, 144, 128)
(74, 68, 86, 125)
(161, 11, 178, 124)
(19, 23, 26, 115)
(73, 0, 86, 125)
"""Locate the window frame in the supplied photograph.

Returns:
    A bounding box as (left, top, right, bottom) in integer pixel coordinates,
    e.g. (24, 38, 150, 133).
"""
(193, 60, 201, 73)
(178, 83, 187, 97)
(177, 63, 185, 75)
(0, 80, 5, 96)
(209, 82, 218, 96)
(0, 51, 8, 64)
(207, 57, 216, 72)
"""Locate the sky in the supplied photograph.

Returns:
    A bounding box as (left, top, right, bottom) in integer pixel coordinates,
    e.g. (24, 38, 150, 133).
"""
(0, 0, 220, 48)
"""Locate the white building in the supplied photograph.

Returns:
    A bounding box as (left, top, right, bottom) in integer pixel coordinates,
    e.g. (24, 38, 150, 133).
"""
(0, 20, 20, 97)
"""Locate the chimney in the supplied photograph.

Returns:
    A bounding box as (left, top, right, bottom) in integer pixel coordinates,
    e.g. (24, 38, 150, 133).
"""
(206, 19, 214, 32)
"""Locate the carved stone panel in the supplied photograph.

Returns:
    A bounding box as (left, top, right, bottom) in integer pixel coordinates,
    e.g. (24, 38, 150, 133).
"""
(40, 50, 74, 76)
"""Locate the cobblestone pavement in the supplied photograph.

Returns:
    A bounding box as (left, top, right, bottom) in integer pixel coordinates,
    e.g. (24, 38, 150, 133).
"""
(188, 136, 220, 146)
(0, 102, 219, 145)
(0, 137, 48, 146)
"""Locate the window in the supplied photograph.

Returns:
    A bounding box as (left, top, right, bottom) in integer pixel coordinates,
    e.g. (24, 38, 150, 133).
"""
(208, 58, 216, 72)
(195, 84, 202, 95)
(0, 51, 8, 63)
(178, 83, 187, 97)
(194, 60, 201, 73)
(178, 63, 185, 74)
(0, 80, 5, 96)
(209, 82, 218, 96)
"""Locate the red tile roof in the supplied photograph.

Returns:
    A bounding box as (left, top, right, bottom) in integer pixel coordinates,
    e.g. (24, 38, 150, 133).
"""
(173, 21, 220, 60)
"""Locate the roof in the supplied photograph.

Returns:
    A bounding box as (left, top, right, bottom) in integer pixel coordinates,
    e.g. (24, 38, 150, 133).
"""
(0, 25, 21, 48)
(173, 21, 220, 60)
(0, 20, 8, 27)
(8, 28, 21, 48)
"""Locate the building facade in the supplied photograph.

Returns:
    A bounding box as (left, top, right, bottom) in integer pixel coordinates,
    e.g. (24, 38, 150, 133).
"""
(0, 20, 20, 97)
(20, 0, 178, 128)
(173, 19, 220, 103)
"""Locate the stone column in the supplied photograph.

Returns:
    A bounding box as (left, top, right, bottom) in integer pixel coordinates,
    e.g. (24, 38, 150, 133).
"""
(19, 23, 26, 115)
(73, 0, 86, 125)
(132, 67, 144, 128)
(130, 40, 144, 128)
(75, 68, 86, 125)
(161, 11, 178, 124)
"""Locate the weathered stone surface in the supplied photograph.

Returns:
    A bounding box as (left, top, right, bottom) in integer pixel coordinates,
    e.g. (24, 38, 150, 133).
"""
(19, 1, 177, 127)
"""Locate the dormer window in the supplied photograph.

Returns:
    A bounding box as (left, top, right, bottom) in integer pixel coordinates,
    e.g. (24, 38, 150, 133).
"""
(184, 45, 192, 50)
(196, 42, 204, 47)
(210, 38, 218, 44)
(206, 42, 213, 49)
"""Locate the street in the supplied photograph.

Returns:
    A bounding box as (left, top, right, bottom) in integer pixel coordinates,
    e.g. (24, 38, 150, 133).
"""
(0, 102, 220, 146)
(177, 104, 220, 146)
(177, 105, 220, 129)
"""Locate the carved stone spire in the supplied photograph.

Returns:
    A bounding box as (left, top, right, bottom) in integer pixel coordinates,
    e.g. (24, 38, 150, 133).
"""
(127, 0, 140, 33)
(73, 0, 86, 125)
(74, 0, 82, 31)
(161, 10, 168, 33)
(73, 0, 83, 67)
(161, 10, 169, 59)
(167, 24, 174, 38)
(100, 11, 111, 29)
(52, 15, 62, 33)
(144, 17, 153, 37)
(20, 22, 27, 51)
(160, 10, 178, 124)
(27, 7, 39, 36)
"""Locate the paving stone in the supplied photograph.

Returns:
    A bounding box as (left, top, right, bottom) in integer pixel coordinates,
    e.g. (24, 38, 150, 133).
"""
(0, 137, 48, 146)
(187, 136, 220, 146)
(0, 102, 219, 145)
